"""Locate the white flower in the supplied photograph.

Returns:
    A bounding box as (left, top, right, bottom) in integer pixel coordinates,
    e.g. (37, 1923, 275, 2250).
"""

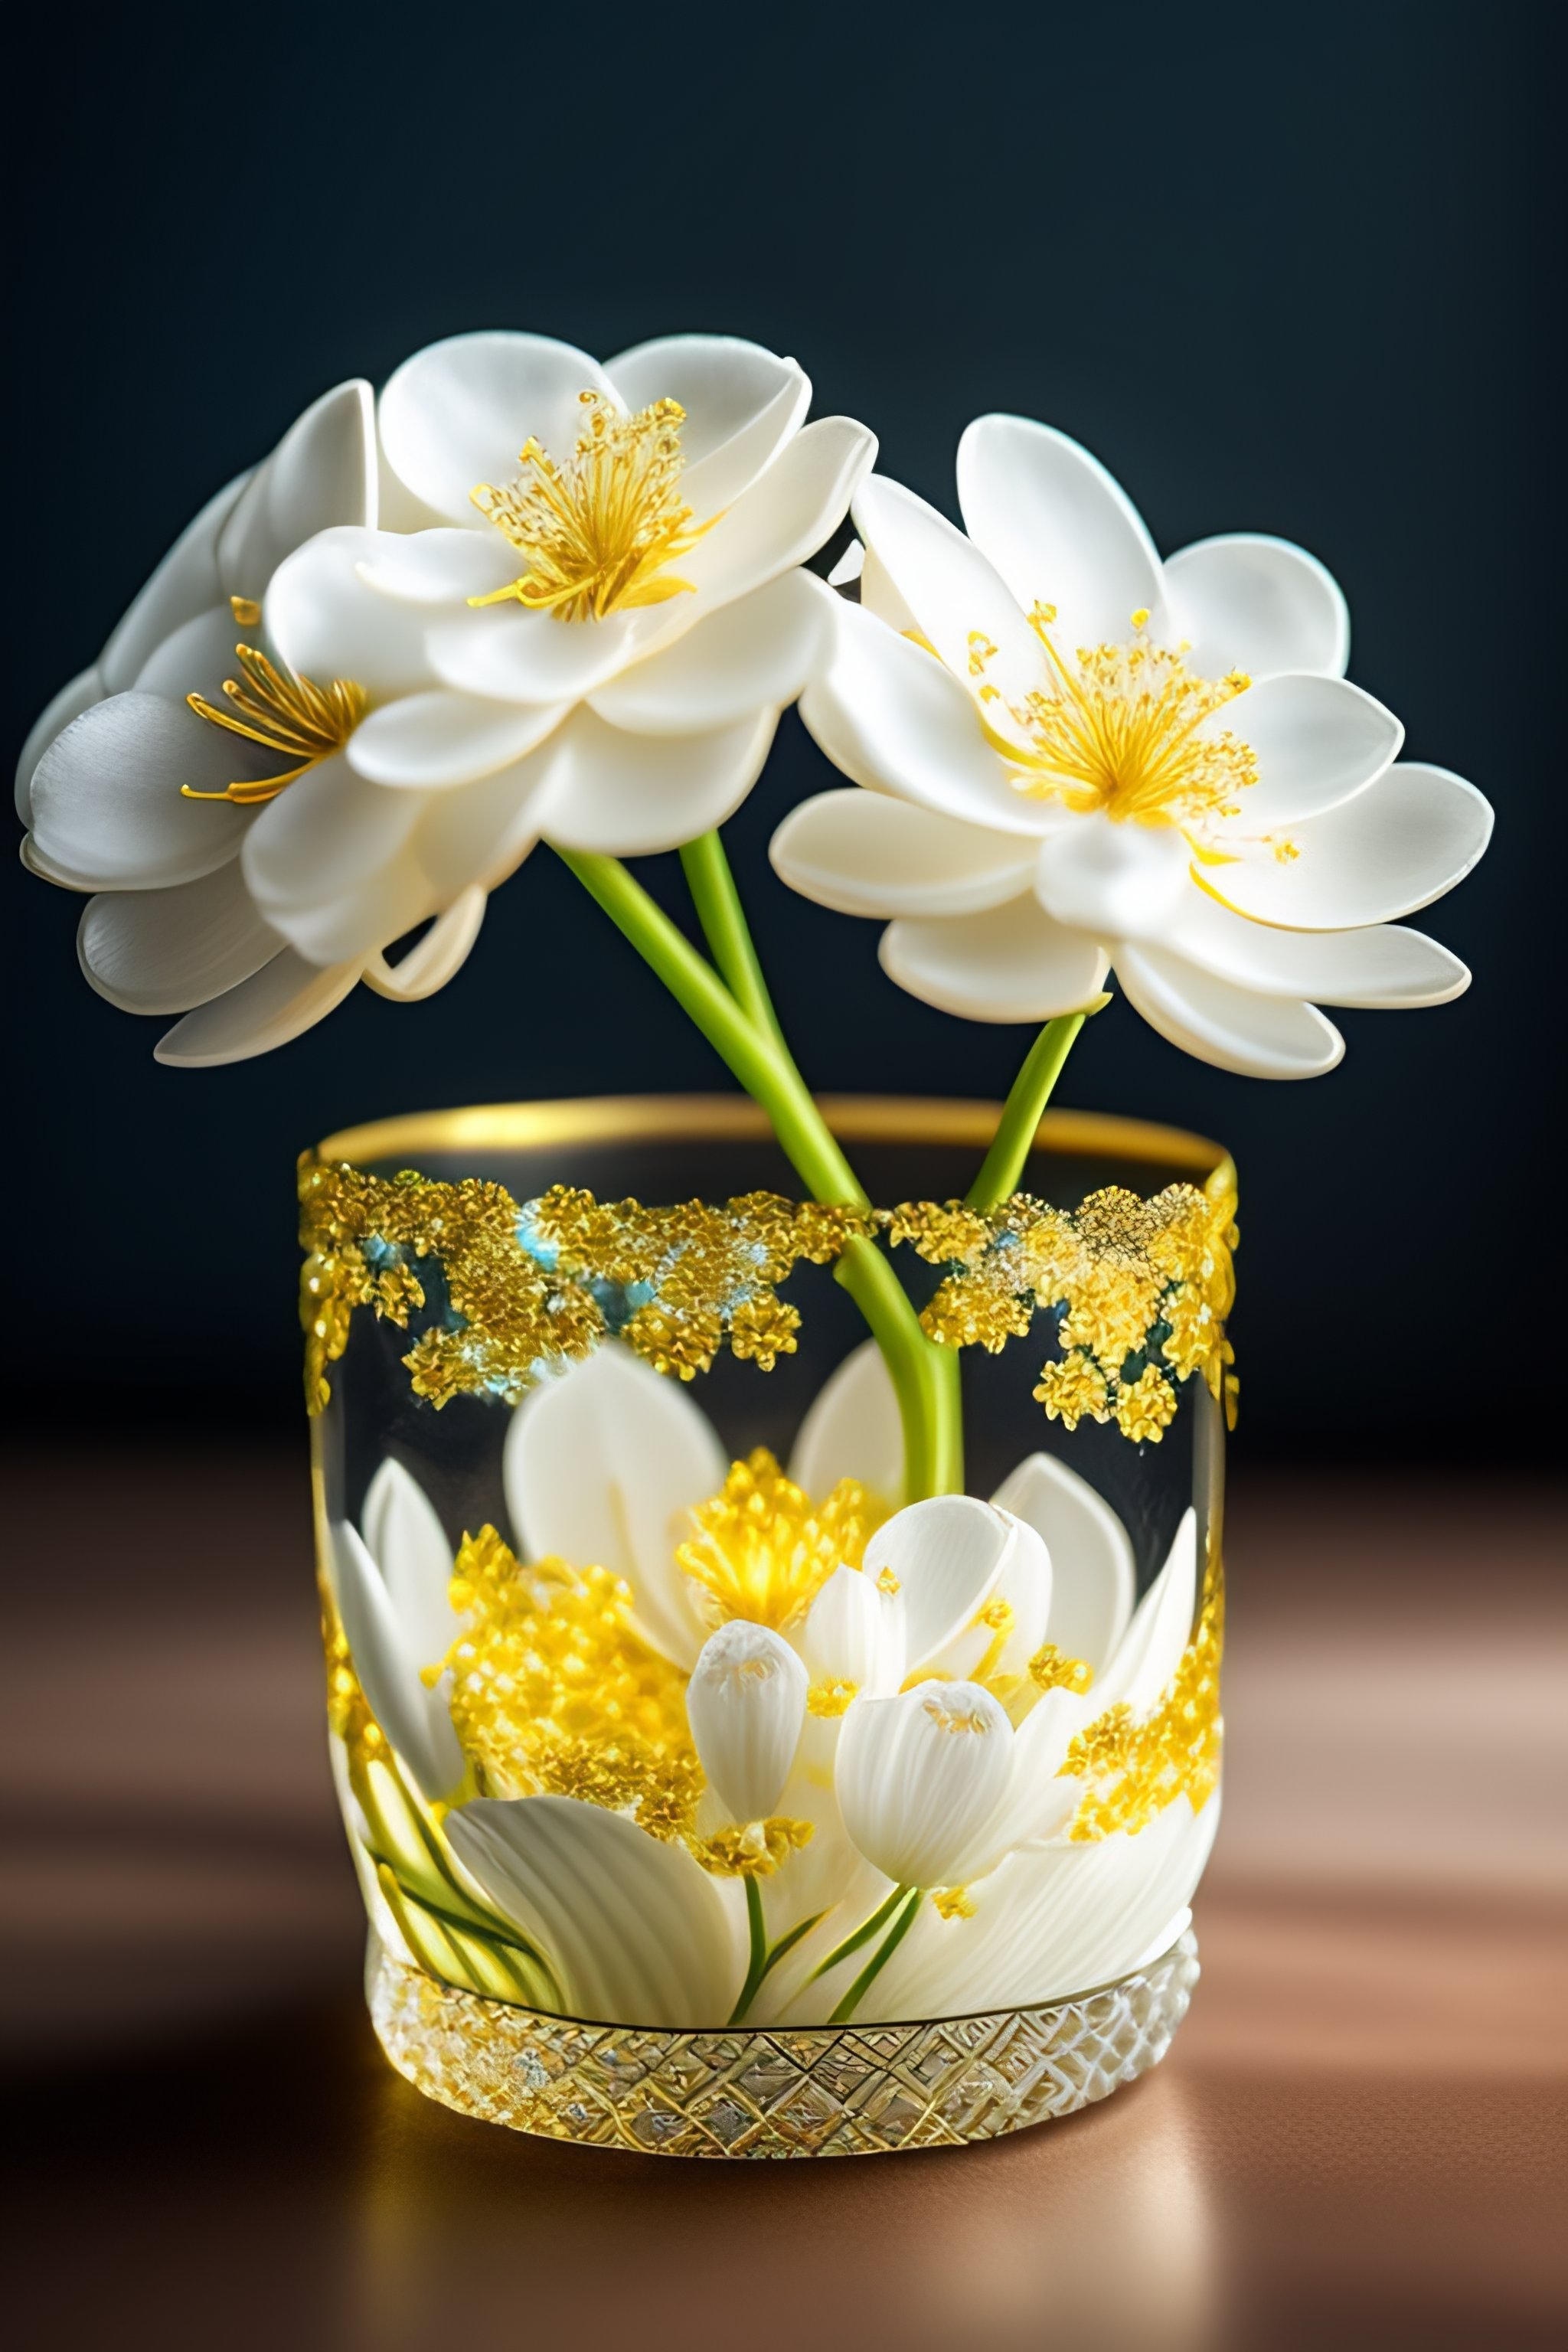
(837, 1677, 1019, 1887)
(773, 416, 1493, 1077)
(685, 1620, 808, 1823)
(19, 382, 397, 1064)
(330, 1456, 466, 1804)
(230, 332, 871, 972)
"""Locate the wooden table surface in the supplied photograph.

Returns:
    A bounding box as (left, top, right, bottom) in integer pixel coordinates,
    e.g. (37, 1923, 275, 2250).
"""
(3, 1447, 1563, 2350)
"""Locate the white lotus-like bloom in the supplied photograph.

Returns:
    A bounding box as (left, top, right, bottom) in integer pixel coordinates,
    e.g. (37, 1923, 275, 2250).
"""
(21, 335, 873, 1066)
(226, 332, 869, 981)
(685, 1620, 808, 1823)
(329, 1457, 466, 1804)
(332, 1344, 1213, 2025)
(773, 417, 1494, 1077)
(19, 382, 396, 1064)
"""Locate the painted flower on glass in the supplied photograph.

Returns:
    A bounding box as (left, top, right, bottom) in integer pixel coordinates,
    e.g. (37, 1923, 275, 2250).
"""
(18, 381, 391, 1063)
(326, 1340, 1213, 2028)
(772, 418, 1494, 1076)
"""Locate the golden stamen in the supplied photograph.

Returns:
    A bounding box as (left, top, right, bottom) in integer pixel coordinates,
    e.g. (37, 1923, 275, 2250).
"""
(469, 389, 715, 624)
(182, 644, 367, 805)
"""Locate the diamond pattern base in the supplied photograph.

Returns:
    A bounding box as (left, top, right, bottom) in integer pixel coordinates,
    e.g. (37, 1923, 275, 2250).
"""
(366, 1930, 1200, 2158)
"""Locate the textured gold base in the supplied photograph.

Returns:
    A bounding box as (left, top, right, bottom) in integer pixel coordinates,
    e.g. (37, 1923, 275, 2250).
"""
(367, 1930, 1200, 2158)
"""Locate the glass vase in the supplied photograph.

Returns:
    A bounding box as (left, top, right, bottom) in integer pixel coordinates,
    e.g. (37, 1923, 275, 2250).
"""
(305, 1095, 1232, 2157)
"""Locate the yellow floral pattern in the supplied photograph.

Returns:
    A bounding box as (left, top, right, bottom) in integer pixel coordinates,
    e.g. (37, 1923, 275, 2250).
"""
(888, 1163, 1239, 1444)
(299, 1156, 1236, 1441)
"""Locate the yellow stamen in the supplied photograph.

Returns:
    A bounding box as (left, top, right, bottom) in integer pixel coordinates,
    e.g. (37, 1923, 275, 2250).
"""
(975, 599, 1258, 830)
(676, 1450, 882, 1633)
(182, 644, 365, 805)
(469, 389, 715, 623)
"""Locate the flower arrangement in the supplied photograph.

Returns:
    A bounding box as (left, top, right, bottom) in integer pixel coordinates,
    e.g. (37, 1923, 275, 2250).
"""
(20, 331, 1489, 2145)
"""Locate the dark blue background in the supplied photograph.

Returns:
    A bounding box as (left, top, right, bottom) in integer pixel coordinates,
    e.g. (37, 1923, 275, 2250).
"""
(5, 0, 1552, 1458)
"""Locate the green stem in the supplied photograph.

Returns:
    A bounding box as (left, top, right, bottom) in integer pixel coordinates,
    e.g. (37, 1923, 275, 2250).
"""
(828, 1889, 923, 2025)
(967, 1005, 1101, 1211)
(805, 1883, 911, 1983)
(555, 844, 962, 1498)
(728, 1877, 771, 2026)
(679, 833, 788, 1052)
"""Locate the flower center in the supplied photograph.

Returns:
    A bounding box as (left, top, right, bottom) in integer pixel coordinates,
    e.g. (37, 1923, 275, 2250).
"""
(677, 1450, 882, 1633)
(469, 389, 714, 624)
(184, 606, 365, 805)
(972, 604, 1257, 829)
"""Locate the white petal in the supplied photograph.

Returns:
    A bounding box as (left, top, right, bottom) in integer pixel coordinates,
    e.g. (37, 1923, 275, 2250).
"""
(410, 739, 559, 900)
(1094, 1511, 1199, 1717)
(866, 1495, 1018, 1671)
(789, 1338, 906, 1503)
(1116, 944, 1344, 1078)
(686, 1620, 808, 1821)
(863, 1793, 1217, 2020)
(799, 1566, 907, 1698)
(269, 849, 434, 967)
(680, 416, 876, 609)
(1164, 892, 1469, 1007)
(956, 414, 1165, 648)
(1214, 673, 1402, 831)
(882, 894, 1110, 1022)
(132, 603, 250, 703)
(799, 599, 1063, 836)
(429, 600, 654, 705)
(15, 664, 103, 824)
(362, 1459, 457, 1674)
(446, 1795, 741, 2027)
(603, 333, 810, 515)
(30, 694, 250, 889)
(348, 690, 567, 789)
(852, 474, 1050, 714)
(266, 528, 439, 701)
(838, 1681, 1014, 1888)
(243, 750, 422, 920)
(154, 947, 361, 1066)
(537, 703, 776, 856)
(771, 789, 1038, 918)
(1198, 762, 1494, 929)
(923, 1511, 1052, 1681)
(331, 1522, 465, 1803)
(989, 1452, 1135, 1677)
(354, 528, 521, 606)
(1165, 533, 1350, 681)
(77, 861, 279, 1014)
(217, 380, 377, 596)
(364, 887, 487, 1002)
(588, 570, 830, 736)
(99, 472, 248, 693)
(502, 1344, 725, 1670)
(1034, 815, 1191, 941)
(379, 331, 618, 525)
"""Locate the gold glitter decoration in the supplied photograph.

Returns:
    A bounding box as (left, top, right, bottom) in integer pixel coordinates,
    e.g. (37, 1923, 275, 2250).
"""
(694, 1818, 815, 1878)
(1059, 1547, 1224, 1841)
(529, 1184, 872, 1382)
(300, 1157, 1233, 1443)
(676, 1450, 883, 1633)
(1028, 1645, 1095, 1697)
(443, 1526, 703, 1845)
(366, 1929, 1202, 2155)
(889, 1161, 1238, 1443)
(469, 390, 715, 622)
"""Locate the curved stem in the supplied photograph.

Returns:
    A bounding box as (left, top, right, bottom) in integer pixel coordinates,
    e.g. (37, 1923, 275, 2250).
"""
(679, 833, 788, 1053)
(555, 844, 962, 1498)
(828, 1887, 923, 2025)
(966, 1002, 1104, 1211)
